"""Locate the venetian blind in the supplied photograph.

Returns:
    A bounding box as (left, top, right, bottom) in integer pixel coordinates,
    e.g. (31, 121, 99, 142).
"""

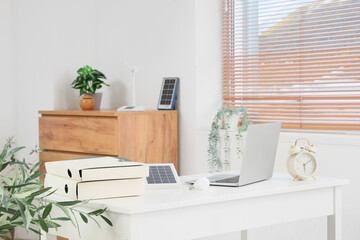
(223, 0, 360, 130)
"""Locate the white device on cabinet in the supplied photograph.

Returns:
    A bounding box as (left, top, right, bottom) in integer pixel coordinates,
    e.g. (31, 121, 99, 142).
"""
(117, 59, 145, 112)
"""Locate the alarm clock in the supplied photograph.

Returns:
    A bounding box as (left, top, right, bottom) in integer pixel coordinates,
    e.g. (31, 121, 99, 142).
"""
(287, 138, 317, 181)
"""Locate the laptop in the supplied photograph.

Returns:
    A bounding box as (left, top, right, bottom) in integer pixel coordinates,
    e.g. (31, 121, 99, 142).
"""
(190, 122, 281, 187)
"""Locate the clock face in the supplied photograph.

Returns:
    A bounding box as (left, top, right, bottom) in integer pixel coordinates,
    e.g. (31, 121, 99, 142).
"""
(294, 153, 316, 177)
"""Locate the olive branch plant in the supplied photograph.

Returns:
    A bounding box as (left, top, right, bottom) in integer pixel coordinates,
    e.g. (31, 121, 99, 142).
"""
(207, 106, 252, 172)
(0, 138, 112, 240)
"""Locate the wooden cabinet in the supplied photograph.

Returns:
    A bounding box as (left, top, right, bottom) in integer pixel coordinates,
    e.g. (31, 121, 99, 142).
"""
(39, 110, 178, 174)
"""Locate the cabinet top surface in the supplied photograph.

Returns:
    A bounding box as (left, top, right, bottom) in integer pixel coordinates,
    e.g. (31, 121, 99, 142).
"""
(39, 110, 177, 117)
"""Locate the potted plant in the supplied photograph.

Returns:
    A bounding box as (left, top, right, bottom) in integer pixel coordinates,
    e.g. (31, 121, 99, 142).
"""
(0, 138, 112, 240)
(207, 106, 252, 172)
(71, 65, 109, 110)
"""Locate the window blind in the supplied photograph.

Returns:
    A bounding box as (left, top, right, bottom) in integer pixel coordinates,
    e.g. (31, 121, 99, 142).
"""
(223, 0, 360, 130)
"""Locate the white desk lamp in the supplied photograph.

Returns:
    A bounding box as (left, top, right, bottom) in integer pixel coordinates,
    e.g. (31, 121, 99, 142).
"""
(117, 60, 145, 112)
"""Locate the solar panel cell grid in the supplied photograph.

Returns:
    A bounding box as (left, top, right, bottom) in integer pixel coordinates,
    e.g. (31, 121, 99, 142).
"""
(147, 165, 177, 184)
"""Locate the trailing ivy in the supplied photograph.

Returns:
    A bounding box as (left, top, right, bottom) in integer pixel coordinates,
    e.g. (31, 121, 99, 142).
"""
(207, 106, 253, 172)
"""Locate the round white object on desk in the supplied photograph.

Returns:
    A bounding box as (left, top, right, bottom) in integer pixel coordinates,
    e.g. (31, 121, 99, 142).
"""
(193, 177, 210, 191)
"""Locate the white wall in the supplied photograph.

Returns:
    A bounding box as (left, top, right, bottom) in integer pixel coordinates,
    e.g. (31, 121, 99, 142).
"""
(0, 0, 16, 144)
(11, 0, 54, 151)
(2, 0, 360, 240)
(194, 0, 224, 174)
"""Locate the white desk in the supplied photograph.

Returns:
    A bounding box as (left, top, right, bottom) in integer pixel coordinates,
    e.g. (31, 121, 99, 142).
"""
(48, 173, 348, 240)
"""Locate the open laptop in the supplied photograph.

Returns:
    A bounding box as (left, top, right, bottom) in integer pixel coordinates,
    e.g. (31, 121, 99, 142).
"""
(190, 122, 281, 187)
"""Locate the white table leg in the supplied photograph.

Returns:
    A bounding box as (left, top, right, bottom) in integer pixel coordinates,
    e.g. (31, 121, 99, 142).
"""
(328, 186, 342, 240)
(241, 230, 248, 240)
(40, 230, 46, 240)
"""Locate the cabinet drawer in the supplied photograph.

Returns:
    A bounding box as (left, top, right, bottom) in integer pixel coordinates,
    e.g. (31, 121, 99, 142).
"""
(39, 116, 118, 155)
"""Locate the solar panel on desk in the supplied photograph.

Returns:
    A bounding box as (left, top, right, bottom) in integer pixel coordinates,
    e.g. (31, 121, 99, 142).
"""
(145, 164, 181, 188)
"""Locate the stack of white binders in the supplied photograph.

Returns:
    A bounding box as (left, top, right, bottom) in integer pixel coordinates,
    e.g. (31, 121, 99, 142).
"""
(44, 157, 149, 200)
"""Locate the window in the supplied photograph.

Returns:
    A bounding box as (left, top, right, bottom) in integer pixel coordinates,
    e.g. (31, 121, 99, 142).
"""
(223, 0, 360, 130)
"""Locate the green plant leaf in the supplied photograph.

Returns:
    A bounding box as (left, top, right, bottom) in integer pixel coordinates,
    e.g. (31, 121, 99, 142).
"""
(100, 215, 113, 226)
(30, 161, 42, 174)
(0, 215, 7, 225)
(46, 220, 61, 230)
(30, 187, 51, 198)
(29, 227, 41, 235)
(79, 212, 88, 223)
(57, 200, 82, 206)
(0, 162, 10, 172)
(42, 188, 57, 198)
(15, 199, 26, 229)
(12, 191, 32, 199)
(38, 216, 48, 232)
(26, 171, 43, 182)
(95, 70, 106, 79)
(0, 147, 7, 161)
(9, 210, 20, 221)
(89, 86, 95, 93)
(70, 209, 81, 237)
(42, 203, 52, 219)
(8, 146, 25, 157)
(88, 208, 106, 216)
(19, 163, 26, 182)
(73, 84, 84, 89)
(56, 205, 72, 222)
(1, 176, 12, 186)
(51, 217, 71, 221)
(24, 207, 32, 229)
(4, 182, 38, 189)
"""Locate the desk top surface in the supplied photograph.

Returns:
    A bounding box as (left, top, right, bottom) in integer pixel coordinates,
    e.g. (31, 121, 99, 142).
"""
(46, 173, 348, 215)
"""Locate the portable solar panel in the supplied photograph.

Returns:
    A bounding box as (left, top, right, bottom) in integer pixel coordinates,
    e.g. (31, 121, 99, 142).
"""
(157, 77, 179, 110)
(145, 163, 181, 189)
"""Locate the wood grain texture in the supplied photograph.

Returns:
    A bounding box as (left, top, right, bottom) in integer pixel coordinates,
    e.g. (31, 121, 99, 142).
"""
(163, 112, 178, 169)
(56, 236, 68, 240)
(39, 150, 112, 162)
(39, 110, 178, 172)
(118, 111, 178, 171)
(39, 116, 118, 155)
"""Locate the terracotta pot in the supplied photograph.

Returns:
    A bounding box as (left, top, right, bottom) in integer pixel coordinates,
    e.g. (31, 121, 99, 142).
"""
(79, 94, 95, 110)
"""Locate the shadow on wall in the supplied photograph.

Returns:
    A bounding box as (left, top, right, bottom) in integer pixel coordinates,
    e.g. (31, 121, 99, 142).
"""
(109, 80, 126, 109)
(53, 69, 79, 110)
(55, 76, 127, 111)
(64, 89, 79, 110)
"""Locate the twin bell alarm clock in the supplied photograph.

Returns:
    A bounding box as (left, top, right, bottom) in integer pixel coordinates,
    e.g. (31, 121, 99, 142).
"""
(287, 138, 317, 181)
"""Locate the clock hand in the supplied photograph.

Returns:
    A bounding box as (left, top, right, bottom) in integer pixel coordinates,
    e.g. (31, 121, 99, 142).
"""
(304, 160, 313, 165)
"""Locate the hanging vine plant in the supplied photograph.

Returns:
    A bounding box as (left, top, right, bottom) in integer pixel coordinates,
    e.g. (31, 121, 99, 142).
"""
(207, 106, 253, 172)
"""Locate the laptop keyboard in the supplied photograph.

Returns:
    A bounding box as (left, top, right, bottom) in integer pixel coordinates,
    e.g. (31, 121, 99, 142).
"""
(186, 174, 240, 185)
(215, 175, 240, 183)
(206, 174, 240, 184)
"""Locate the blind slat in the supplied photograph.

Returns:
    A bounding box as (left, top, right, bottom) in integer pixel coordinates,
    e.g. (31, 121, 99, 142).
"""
(223, 0, 360, 130)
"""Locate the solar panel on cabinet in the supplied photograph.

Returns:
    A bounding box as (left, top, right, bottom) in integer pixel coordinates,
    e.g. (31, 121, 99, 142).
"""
(157, 77, 179, 110)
